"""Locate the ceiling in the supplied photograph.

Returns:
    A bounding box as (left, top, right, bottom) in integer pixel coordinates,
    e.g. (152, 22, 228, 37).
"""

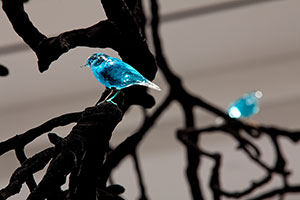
(1, 0, 300, 199)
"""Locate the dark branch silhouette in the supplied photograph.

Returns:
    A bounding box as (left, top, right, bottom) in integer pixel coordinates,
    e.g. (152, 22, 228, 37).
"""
(1, 0, 300, 199)
(0, 64, 9, 76)
(0, 112, 82, 156)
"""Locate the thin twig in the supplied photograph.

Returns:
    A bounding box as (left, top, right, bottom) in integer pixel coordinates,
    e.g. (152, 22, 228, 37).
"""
(131, 151, 148, 200)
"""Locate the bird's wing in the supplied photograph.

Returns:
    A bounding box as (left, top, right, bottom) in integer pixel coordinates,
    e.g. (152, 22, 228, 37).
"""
(110, 57, 146, 82)
(104, 57, 161, 90)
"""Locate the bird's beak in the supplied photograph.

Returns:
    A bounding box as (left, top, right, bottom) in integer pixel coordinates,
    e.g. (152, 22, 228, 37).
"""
(80, 64, 88, 68)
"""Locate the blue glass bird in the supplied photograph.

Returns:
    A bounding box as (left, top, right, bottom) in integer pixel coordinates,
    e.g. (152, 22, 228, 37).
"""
(83, 53, 161, 105)
(227, 91, 262, 118)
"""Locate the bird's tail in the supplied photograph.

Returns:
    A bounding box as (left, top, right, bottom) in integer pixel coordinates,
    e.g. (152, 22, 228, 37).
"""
(138, 80, 161, 91)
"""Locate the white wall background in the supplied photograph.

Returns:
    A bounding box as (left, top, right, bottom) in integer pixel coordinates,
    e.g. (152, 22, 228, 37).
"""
(1, 0, 300, 199)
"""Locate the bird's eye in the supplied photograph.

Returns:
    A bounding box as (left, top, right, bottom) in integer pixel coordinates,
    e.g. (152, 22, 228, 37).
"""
(91, 56, 103, 66)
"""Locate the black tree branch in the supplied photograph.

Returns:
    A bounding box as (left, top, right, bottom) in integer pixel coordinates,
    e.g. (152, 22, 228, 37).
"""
(0, 112, 82, 156)
(0, 147, 56, 200)
(2, 0, 300, 200)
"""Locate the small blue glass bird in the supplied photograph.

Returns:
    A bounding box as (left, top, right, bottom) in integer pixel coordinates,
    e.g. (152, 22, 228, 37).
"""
(83, 53, 161, 105)
(227, 91, 262, 118)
